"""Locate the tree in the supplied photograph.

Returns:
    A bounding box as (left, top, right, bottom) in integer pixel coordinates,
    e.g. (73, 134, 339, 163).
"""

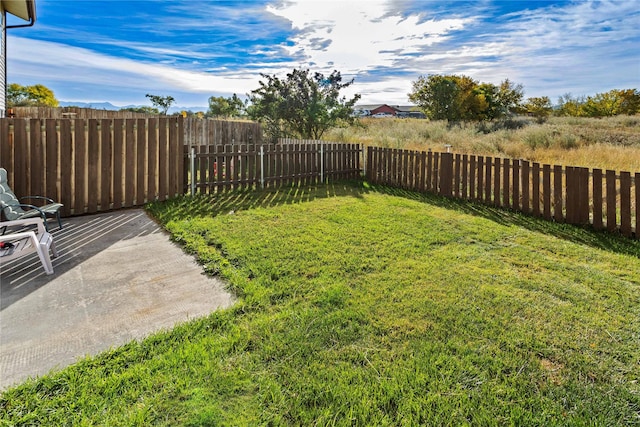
(247, 68, 361, 141)
(408, 74, 523, 122)
(145, 94, 175, 115)
(616, 89, 640, 115)
(7, 83, 59, 107)
(524, 96, 552, 123)
(409, 75, 464, 121)
(556, 89, 639, 117)
(207, 94, 246, 118)
(556, 93, 585, 117)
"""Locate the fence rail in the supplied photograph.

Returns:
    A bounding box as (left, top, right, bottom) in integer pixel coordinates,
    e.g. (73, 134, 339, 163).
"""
(367, 147, 639, 238)
(185, 143, 362, 194)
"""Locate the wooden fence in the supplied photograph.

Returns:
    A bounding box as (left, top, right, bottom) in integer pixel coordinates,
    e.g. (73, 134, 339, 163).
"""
(186, 143, 362, 193)
(1, 118, 356, 216)
(1, 117, 184, 216)
(367, 147, 639, 238)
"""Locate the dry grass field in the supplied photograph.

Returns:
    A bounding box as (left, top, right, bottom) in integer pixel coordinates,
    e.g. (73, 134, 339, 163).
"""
(324, 116, 640, 173)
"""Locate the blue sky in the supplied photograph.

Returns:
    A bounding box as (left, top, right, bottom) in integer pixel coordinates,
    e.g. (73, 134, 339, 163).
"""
(6, 0, 639, 109)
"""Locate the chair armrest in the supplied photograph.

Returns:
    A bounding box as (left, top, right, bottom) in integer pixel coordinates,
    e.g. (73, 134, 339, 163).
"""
(20, 196, 56, 204)
(2, 203, 47, 215)
(0, 217, 48, 235)
(0, 230, 38, 242)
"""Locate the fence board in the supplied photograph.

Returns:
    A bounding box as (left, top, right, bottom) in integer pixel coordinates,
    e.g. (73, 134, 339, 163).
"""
(14, 119, 27, 197)
(553, 165, 563, 222)
(592, 169, 603, 230)
(512, 159, 520, 211)
(470, 156, 476, 200)
(477, 156, 484, 201)
(606, 170, 617, 232)
(493, 157, 501, 207)
(158, 118, 168, 200)
(460, 154, 467, 198)
(29, 119, 44, 198)
(101, 119, 112, 211)
(73, 119, 87, 214)
(112, 119, 124, 209)
(45, 119, 59, 206)
(87, 120, 99, 213)
(125, 120, 136, 207)
(620, 172, 631, 236)
(579, 168, 590, 225)
(521, 160, 530, 214)
(147, 118, 158, 200)
(502, 158, 510, 208)
(532, 163, 540, 217)
(59, 119, 72, 216)
(482, 156, 490, 204)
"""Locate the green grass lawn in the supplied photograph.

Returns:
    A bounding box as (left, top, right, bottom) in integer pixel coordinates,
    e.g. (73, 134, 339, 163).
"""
(2, 182, 639, 426)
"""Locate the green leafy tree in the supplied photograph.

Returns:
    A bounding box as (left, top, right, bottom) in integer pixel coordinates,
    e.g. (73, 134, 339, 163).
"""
(7, 83, 59, 107)
(145, 94, 175, 115)
(247, 68, 361, 141)
(496, 79, 525, 116)
(524, 96, 553, 123)
(409, 75, 523, 122)
(207, 94, 246, 118)
(557, 89, 639, 117)
(409, 75, 464, 121)
(556, 93, 585, 117)
(616, 89, 640, 115)
(582, 89, 640, 117)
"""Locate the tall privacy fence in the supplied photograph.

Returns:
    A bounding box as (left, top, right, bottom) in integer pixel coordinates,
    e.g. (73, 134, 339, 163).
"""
(0, 117, 356, 217)
(186, 142, 361, 194)
(367, 147, 639, 238)
(1, 117, 185, 217)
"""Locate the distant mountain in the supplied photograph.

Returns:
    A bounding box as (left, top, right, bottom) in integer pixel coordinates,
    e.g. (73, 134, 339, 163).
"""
(59, 101, 120, 110)
(59, 101, 207, 114)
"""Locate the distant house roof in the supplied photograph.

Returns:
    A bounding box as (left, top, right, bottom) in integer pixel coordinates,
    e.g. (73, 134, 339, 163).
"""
(355, 104, 421, 112)
(2, 0, 36, 22)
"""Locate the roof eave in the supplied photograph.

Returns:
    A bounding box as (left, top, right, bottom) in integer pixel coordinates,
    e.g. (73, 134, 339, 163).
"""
(4, 0, 36, 24)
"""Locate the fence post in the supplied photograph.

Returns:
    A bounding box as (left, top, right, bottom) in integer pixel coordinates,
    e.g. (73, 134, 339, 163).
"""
(190, 147, 196, 196)
(260, 145, 265, 189)
(320, 143, 324, 183)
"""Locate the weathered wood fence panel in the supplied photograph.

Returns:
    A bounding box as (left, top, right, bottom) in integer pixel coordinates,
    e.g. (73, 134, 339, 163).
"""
(183, 119, 262, 146)
(2, 117, 184, 216)
(367, 147, 638, 238)
(185, 143, 362, 194)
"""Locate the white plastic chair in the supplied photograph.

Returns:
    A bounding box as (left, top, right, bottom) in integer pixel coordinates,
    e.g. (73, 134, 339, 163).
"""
(0, 218, 58, 275)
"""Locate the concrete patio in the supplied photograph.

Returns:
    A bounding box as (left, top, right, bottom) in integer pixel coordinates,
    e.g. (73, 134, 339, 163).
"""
(0, 208, 234, 391)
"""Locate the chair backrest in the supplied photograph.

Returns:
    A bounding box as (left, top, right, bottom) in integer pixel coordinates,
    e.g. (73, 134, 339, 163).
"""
(0, 168, 26, 220)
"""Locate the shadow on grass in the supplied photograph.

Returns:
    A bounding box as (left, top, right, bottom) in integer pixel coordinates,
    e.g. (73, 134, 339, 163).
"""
(370, 184, 640, 259)
(147, 180, 639, 259)
(146, 180, 366, 224)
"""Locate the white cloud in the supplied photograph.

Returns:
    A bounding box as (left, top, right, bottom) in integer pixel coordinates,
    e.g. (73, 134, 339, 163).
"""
(266, 0, 473, 75)
(7, 36, 262, 104)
